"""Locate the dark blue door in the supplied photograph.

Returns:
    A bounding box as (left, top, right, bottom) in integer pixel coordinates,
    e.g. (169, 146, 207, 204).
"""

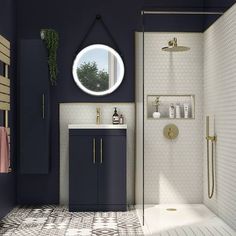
(98, 135, 126, 205)
(69, 135, 98, 206)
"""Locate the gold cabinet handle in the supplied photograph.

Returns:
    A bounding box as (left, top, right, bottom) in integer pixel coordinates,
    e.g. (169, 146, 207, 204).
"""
(100, 138, 103, 164)
(42, 93, 45, 119)
(93, 138, 96, 164)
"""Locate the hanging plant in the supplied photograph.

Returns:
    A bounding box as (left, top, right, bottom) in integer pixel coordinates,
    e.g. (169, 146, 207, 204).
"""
(41, 29, 59, 86)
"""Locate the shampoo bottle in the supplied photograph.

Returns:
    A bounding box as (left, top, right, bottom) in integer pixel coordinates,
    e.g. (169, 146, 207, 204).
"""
(184, 104, 189, 118)
(175, 103, 181, 119)
(169, 103, 175, 119)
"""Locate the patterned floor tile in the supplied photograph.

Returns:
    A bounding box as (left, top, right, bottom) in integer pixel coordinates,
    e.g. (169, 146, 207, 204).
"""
(68, 213, 94, 230)
(66, 228, 92, 236)
(92, 228, 118, 236)
(0, 205, 143, 236)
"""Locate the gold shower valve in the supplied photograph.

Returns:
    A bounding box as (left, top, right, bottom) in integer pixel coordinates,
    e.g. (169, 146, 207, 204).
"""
(168, 130, 175, 138)
(163, 124, 179, 140)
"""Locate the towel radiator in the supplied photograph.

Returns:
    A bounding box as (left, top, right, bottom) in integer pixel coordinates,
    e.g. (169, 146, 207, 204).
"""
(0, 34, 11, 173)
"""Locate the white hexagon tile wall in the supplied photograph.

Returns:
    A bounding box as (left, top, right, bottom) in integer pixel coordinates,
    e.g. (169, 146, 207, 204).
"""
(135, 32, 204, 204)
(204, 3, 236, 230)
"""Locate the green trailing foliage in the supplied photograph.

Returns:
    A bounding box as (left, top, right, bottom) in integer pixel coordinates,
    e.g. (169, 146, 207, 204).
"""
(41, 29, 59, 86)
(77, 62, 109, 91)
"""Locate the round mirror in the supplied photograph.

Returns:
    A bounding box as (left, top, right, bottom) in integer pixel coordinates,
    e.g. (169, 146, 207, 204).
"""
(72, 44, 125, 96)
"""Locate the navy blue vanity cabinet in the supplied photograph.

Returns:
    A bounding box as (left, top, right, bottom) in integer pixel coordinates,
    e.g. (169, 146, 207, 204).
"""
(69, 129, 127, 211)
(19, 40, 50, 174)
(98, 135, 126, 206)
(69, 135, 98, 207)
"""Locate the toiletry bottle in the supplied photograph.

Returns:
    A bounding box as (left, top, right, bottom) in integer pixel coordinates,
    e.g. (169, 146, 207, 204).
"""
(169, 103, 175, 119)
(175, 103, 181, 119)
(184, 103, 189, 118)
(119, 114, 124, 124)
(112, 107, 119, 125)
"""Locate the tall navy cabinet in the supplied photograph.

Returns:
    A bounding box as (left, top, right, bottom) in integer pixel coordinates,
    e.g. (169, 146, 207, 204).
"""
(18, 40, 50, 174)
(69, 128, 127, 211)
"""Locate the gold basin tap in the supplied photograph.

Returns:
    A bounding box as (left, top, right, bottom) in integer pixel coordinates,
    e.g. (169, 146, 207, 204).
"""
(96, 108, 101, 124)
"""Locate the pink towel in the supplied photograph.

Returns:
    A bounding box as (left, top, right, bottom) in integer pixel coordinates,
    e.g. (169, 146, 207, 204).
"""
(0, 127, 10, 173)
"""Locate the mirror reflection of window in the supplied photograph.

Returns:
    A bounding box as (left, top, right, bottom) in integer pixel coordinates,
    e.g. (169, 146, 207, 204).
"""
(76, 48, 109, 92)
(108, 51, 117, 88)
(72, 44, 124, 96)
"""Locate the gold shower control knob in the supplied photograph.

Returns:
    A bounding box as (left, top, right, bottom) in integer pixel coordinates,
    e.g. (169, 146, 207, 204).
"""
(163, 124, 179, 140)
(168, 130, 174, 138)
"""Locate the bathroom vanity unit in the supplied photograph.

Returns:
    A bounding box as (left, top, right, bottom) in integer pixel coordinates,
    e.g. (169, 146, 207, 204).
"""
(69, 124, 127, 211)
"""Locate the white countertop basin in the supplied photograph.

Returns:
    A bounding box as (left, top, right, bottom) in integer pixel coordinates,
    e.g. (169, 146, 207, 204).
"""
(68, 124, 127, 129)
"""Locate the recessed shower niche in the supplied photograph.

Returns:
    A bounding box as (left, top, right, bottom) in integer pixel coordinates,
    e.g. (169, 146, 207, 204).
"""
(147, 95, 195, 119)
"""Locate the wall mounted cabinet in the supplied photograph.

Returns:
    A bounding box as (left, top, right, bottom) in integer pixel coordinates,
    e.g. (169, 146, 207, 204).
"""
(69, 128, 127, 211)
(18, 40, 50, 174)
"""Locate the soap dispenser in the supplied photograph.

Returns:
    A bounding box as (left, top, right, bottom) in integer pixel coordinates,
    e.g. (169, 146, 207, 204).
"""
(112, 107, 119, 125)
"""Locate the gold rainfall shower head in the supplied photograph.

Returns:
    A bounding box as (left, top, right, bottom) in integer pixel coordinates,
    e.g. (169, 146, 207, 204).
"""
(162, 38, 190, 52)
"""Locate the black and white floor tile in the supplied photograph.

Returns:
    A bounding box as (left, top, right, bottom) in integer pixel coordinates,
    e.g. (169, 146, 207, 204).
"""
(0, 205, 143, 236)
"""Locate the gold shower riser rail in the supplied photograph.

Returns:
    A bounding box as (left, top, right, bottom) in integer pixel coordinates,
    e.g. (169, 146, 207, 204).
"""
(206, 116, 216, 199)
(0, 34, 11, 172)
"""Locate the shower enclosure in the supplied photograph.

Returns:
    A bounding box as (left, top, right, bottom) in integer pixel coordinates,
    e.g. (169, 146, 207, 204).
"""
(135, 5, 236, 235)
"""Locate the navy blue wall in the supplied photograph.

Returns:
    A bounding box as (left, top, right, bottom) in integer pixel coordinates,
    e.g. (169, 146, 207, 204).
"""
(0, 0, 16, 218)
(204, 0, 236, 28)
(205, 0, 235, 9)
(16, 0, 236, 204)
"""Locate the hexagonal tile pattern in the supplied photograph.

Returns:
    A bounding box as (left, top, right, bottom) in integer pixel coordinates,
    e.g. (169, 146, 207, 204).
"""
(135, 32, 204, 204)
(204, 3, 236, 231)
